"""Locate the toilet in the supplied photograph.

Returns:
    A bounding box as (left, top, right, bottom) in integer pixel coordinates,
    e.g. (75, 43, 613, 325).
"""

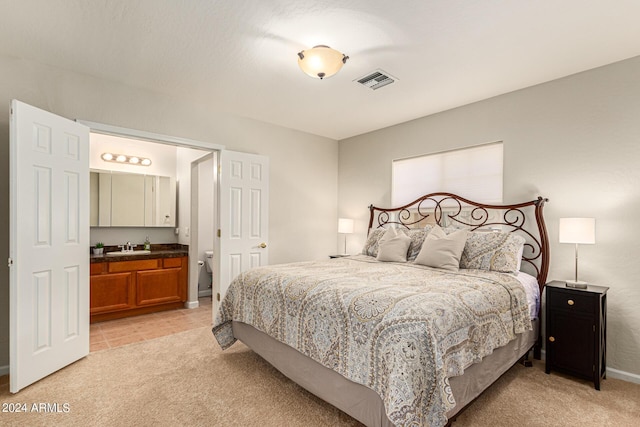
(204, 250, 214, 273)
(198, 250, 214, 297)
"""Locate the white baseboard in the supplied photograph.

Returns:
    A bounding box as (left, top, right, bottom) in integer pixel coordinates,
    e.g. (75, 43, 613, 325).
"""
(606, 367, 640, 384)
(184, 300, 199, 309)
(198, 289, 213, 298)
(0, 365, 8, 376)
(540, 349, 640, 384)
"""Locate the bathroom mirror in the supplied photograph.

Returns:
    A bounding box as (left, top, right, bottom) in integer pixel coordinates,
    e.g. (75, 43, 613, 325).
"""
(90, 170, 176, 227)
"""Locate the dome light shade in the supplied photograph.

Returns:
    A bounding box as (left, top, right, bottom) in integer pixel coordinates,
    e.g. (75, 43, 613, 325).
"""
(297, 45, 348, 79)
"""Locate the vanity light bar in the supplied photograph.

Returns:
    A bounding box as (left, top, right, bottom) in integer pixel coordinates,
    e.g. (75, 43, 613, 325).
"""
(101, 153, 152, 166)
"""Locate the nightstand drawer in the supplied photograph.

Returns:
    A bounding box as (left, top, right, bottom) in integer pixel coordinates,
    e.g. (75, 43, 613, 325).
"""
(548, 289, 594, 314)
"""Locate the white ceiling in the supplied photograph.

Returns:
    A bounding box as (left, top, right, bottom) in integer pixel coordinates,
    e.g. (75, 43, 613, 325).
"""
(2, 0, 640, 140)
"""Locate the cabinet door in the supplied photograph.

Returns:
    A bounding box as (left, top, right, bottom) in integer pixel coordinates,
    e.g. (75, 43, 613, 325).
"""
(136, 268, 182, 306)
(90, 272, 136, 313)
(548, 309, 595, 376)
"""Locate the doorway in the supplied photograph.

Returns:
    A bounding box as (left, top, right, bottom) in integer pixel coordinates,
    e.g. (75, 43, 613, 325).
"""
(85, 124, 221, 310)
(189, 152, 219, 313)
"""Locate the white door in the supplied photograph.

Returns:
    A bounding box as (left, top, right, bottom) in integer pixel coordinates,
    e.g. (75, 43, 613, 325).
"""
(218, 151, 269, 301)
(9, 100, 90, 393)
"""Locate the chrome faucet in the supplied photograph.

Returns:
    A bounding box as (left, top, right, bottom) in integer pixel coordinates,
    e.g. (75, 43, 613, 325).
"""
(118, 242, 137, 252)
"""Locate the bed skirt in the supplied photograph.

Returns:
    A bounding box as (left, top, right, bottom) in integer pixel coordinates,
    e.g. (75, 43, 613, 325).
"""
(232, 320, 539, 427)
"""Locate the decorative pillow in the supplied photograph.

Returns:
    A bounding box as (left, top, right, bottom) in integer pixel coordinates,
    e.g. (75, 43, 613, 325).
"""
(414, 226, 468, 271)
(361, 228, 387, 257)
(460, 231, 526, 273)
(377, 228, 412, 262)
(406, 226, 433, 261)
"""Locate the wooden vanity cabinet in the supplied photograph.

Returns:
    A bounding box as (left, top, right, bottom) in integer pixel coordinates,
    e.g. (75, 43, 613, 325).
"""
(90, 256, 188, 322)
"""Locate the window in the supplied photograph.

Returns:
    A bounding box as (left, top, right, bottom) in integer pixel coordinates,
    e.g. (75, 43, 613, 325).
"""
(392, 142, 503, 206)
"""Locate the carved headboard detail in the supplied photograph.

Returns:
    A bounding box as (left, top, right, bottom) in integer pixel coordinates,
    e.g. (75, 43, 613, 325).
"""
(367, 192, 550, 289)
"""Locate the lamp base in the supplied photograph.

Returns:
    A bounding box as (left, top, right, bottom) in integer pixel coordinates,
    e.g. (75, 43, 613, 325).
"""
(565, 280, 588, 289)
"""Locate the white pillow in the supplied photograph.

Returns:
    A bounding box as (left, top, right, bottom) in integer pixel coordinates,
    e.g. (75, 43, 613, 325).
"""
(414, 226, 469, 271)
(376, 228, 412, 262)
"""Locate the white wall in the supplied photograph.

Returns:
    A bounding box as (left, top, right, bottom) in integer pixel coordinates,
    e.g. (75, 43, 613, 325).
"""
(339, 56, 640, 377)
(176, 146, 211, 246)
(0, 54, 339, 369)
(197, 156, 215, 292)
(89, 227, 177, 249)
(90, 133, 177, 177)
(176, 147, 212, 305)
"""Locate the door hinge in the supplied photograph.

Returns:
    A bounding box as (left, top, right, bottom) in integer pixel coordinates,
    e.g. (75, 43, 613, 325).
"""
(7, 258, 13, 268)
(593, 325, 596, 332)
(216, 292, 220, 302)
(217, 229, 221, 238)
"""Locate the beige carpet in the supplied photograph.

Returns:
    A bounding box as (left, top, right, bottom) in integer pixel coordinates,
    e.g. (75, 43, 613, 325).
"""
(1, 326, 638, 426)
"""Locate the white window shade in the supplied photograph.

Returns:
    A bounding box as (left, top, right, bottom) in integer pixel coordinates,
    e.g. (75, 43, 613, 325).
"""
(392, 142, 503, 206)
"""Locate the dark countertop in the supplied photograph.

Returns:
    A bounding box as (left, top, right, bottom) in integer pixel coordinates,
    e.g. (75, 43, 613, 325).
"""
(90, 244, 188, 263)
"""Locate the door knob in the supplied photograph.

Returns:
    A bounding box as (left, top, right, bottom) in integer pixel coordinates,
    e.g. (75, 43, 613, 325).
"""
(549, 336, 555, 342)
(259, 242, 267, 249)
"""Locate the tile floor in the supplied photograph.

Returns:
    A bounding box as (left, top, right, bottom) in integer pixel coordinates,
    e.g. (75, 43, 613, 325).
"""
(90, 296, 213, 352)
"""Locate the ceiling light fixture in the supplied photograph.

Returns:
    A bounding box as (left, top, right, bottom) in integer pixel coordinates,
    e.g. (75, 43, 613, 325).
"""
(101, 152, 152, 167)
(297, 45, 349, 80)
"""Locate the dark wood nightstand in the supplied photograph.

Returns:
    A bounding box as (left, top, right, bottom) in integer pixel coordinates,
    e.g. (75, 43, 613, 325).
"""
(545, 280, 608, 390)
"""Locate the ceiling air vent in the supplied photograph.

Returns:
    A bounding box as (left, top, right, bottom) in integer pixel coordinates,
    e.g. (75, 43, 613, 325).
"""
(355, 69, 397, 90)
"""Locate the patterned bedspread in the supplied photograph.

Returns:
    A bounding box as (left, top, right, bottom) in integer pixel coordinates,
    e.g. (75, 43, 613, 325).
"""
(212, 255, 531, 427)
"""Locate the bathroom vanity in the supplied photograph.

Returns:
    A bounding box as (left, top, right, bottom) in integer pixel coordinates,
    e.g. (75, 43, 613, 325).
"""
(90, 244, 188, 323)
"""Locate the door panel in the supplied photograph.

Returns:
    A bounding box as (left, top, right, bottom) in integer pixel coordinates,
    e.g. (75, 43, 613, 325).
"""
(218, 151, 269, 300)
(90, 273, 136, 313)
(10, 100, 90, 393)
(136, 268, 182, 305)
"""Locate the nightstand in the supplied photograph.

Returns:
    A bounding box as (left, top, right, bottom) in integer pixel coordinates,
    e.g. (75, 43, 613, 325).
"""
(545, 280, 608, 390)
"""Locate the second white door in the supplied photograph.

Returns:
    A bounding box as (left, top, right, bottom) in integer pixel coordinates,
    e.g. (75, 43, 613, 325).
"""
(10, 100, 90, 393)
(218, 150, 269, 300)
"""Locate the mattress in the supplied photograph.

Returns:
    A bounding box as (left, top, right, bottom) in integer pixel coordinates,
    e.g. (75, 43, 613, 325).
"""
(517, 271, 541, 320)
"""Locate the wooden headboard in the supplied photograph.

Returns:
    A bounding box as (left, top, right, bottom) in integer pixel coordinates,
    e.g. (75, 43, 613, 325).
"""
(367, 192, 550, 290)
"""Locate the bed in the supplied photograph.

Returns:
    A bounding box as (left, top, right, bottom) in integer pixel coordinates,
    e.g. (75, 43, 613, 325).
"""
(213, 193, 549, 427)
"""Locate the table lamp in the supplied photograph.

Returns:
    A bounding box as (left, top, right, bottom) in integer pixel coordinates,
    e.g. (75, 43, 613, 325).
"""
(338, 218, 354, 255)
(559, 217, 595, 288)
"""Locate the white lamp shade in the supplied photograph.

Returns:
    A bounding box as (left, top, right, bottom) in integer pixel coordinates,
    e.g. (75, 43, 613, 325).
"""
(559, 218, 595, 244)
(338, 218, 354, 234)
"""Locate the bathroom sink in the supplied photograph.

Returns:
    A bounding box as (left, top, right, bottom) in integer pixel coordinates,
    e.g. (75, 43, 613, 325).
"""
(105, 250, 151, 256)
